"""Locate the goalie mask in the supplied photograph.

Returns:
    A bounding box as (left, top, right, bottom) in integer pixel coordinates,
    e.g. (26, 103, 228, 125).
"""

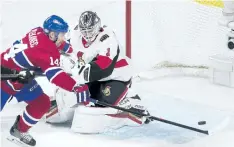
(78, 11, 101, 43)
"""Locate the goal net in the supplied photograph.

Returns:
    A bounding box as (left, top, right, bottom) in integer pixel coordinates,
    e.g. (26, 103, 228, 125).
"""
(1, 0, 233, 81)
(128, 0, 234, 80)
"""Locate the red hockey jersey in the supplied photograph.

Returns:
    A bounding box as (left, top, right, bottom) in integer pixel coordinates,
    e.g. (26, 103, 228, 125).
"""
(1, 27, 76, 91)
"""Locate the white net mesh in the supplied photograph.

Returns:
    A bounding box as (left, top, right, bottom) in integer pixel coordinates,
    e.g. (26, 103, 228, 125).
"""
(1, 0, 233, 81)
(134, 61, 209, 81)
(132, 0, 234, 80)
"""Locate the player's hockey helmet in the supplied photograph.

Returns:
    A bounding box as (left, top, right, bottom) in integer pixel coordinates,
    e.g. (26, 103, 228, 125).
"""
(43, 15, 69, 34)
(78, 11, 101, 42)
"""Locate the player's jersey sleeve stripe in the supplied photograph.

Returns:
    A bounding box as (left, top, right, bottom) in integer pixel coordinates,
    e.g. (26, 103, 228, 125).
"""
(95, 55, 112, 69)
(63, 42, 73, 53)
(22, 51, 34, 66)
(44, 67, 61, 73)
(95, 56, 128, 69)
(115, 59, 128, 68)
(63, 42, 70, 53)
(6, 80, 20, 91)
(12, 58, 26, 69)
(14, 51, 34, 68)
(13, 40, 22, 45)
(45, 67, 63, 82)
(49, 70, 63, 82)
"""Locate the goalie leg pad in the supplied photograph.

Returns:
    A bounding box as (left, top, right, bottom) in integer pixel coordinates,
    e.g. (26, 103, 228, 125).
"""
(71, 81, 151, 134)
(45, 88, 77, 123)
(71, 105, 127, 134)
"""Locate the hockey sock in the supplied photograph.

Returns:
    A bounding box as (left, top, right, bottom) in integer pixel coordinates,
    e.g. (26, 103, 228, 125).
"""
(18, 94, 50, 132)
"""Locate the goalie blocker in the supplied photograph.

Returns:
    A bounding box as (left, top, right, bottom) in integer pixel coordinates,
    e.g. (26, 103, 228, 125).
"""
(45, 79, 151, 134)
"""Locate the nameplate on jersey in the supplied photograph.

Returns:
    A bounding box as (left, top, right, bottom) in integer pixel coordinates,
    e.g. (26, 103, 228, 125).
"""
(100, 34, 109, 42)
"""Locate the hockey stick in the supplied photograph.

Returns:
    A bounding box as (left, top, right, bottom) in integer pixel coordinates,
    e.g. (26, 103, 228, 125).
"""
(1, 74, 19, 80)
(89, 98, 209, 135)
(1, 72, 48, 81)
(1, 71, 72, 81)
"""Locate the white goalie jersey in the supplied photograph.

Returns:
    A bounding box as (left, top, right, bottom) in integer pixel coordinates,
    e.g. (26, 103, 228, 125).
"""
(45, 26, 150, 133)
(68, 26, 133, 83)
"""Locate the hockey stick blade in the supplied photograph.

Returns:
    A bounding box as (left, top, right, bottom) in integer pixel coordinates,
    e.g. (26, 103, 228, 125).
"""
(149, 115, 209, 135)
(90, 98, 209, 135)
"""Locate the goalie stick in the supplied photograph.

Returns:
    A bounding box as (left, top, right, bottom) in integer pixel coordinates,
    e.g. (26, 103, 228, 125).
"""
(89, 98, 209, 135)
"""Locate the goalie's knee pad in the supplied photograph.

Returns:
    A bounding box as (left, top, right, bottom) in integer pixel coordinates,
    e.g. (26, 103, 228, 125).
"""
(45, 100, 75, 123)
(45, 88, 77, 123)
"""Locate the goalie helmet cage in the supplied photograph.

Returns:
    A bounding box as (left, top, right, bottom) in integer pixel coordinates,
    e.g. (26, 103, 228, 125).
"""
(124, 0, 233, 80)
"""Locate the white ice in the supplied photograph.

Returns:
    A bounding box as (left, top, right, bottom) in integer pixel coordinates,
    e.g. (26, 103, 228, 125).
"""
(1, 0, 234, 146)
(1, 74, 234, 147)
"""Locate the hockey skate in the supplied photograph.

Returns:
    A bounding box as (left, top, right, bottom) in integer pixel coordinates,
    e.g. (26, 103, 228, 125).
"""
(119, 94, 153, 125)
(7, 115, 36, 147)
(130, 95, 153, 124)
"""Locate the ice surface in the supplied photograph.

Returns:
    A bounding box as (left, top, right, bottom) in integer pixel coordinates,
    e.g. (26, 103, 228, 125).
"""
(1, 76, 234, 147)
(1, 0, 234, 146)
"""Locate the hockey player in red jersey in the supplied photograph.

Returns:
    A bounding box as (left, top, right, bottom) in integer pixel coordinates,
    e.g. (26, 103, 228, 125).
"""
(0, 15, 88, 146)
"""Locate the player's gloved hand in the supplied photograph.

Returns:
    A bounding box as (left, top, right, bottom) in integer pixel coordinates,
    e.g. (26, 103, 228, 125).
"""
(73, 84, 91, 103)
(17, 70, 35, 84)
(11, 69, 35, 84)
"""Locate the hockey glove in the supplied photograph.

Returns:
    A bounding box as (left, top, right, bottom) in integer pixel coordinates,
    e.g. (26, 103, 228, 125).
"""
(73, 84, 91, 103)
(12, 70, 35, 84)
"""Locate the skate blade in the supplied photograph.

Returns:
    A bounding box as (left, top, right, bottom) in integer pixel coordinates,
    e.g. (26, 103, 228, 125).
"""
(7, 135, 32, 147)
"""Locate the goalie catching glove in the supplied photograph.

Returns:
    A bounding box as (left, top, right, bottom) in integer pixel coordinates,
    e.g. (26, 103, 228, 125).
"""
(75, 46, 120, 84)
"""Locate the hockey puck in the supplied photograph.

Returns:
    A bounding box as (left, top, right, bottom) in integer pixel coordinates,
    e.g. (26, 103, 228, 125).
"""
(198, 121, 206, 125)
